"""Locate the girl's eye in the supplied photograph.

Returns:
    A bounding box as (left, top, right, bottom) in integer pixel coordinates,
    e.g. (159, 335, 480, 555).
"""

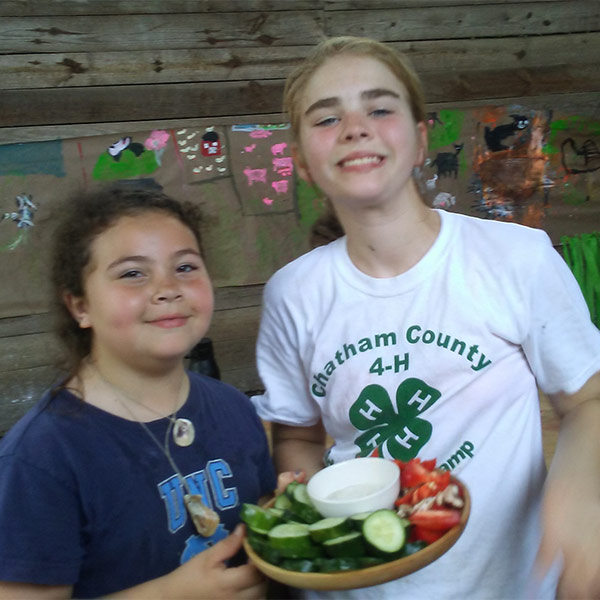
(119, 269, 143, 279)
(370, 108, 392, 117)
(177, 263, 200, 273)
(315, 116, 338, 127)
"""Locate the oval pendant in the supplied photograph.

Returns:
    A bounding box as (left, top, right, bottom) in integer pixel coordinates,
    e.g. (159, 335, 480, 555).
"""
(173, 418, 195, 447)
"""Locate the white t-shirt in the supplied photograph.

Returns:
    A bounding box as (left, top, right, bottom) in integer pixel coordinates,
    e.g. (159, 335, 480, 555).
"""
(253, 209, 600, 599)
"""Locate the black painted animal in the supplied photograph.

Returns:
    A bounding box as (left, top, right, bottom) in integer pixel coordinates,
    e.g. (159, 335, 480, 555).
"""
(561, 138, 600, 174)
(484, 115, 529, 152)
(108, 136, 146, 161)
(430, 143, 463, 178)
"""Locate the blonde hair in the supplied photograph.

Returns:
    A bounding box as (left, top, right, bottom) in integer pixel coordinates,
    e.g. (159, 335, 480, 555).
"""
(283, 36, 426, 140)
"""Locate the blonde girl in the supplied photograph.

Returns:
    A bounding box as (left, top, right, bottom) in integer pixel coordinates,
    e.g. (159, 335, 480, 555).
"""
(253, 36, 600, 599)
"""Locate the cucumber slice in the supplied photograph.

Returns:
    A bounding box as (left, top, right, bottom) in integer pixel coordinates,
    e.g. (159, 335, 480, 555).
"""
(284, 480, 300, 499)
(308, 517, 351, 543)
(349, 511, 372, 529)
(248, 535, 283, 565)
(402, 540, 427, 557)
(292, 483, 313, 506)
(280, 558, 317, 573)
(314, 557, 362, 573)
(239, 503, 281, 534)
(289, 500, 322, 524)
(323, 531, 366, 558)
(362, 509, 406, 555)
(359, 556, 386, 568)
(268, 507, 285, 519)
(286, 484, 322, 524)
(273, 493, 293, 511)
(268, 523, 317, 558)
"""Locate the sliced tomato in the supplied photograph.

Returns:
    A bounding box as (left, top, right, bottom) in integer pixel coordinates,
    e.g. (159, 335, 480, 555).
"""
(421, 458, 437, 471)
(430, 469, 451, 490)
(411, 481, 441, 503)
(395, 487, 418, 506)
(412, 525, 444, 544)
(400, 458, 451, 490)
(409, 509, 462, 531)
(400, 459, 435, 488)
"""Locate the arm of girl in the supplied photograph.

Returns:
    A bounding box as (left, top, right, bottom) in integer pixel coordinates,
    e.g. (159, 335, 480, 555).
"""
(537, 371, 600, 599)
(110, 525, 266, 600)
(0, 583, 73, 599)
(0, 526, 265, 600)
(271, 421, 327, 479)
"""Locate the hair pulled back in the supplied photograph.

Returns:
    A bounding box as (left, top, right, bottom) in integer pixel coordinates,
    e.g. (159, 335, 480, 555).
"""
(283, 37, 428, 246)
(283, 36, 427, 141)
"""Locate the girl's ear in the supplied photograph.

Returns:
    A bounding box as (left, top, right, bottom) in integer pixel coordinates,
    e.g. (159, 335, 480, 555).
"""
(63, 292, 91, 329)
(291, 143, 313, 184)
(414, 121, 429, 167)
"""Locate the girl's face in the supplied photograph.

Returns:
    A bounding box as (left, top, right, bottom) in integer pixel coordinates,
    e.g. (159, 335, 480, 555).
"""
(66, 211, 213, 371)
(294, 53, 427, 210)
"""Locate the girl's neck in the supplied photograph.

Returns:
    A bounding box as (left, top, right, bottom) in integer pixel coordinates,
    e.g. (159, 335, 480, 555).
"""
(77, 355, 189, 422)
(336, 192, 440, 278)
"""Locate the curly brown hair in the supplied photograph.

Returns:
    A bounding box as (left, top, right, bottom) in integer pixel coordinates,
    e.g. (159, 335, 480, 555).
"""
(50, 185, 204, 378)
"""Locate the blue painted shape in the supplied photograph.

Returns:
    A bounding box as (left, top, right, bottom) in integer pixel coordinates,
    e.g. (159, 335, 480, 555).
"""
(0, 140, 65, 177)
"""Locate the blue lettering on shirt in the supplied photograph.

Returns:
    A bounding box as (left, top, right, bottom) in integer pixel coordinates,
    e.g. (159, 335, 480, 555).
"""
(207, 459, 238, 510)
(158, 475, 187, 533)
(181, 524, 229, 564)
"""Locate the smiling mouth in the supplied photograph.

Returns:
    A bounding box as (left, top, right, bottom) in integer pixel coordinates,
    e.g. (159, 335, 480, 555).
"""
(150, 317, 188, 329)
(338, 155, 383, 168)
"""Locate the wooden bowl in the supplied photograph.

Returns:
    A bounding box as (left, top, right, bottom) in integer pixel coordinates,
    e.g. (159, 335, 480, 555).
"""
(243, 477, 470, 591)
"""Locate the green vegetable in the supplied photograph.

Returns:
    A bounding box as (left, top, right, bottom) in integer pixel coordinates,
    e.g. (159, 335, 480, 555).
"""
(239, 503, 282, 535)
(402, 540, 428, 557)
(273, 493, 293, 511)
(314, 557, 363, 572)
(268, 523, 321, 558)
(362, 509, 407, 556)
(288, 484, 322, 524)
(308, 517, 352, 543)
(323, 531, 366, 558)
(284, 480, 300, 498)
(349, 511, 373, 529)
(280, 558, 318, 572)
(247, 534, 282, 565)
(247, 482, 424, 575)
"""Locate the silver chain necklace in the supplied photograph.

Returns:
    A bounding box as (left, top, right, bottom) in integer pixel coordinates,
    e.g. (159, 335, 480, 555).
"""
(94, 367, 196, 448)
(91, 364, 219, 537)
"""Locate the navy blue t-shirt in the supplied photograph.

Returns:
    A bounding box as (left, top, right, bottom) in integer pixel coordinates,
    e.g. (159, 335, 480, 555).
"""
(0, 372, 276, 598)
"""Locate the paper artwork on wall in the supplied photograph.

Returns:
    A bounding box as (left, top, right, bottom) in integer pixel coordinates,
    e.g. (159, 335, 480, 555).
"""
(0, 107, 597, 319)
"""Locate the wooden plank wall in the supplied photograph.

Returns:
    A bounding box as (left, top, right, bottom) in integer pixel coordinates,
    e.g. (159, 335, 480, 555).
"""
(0, 0, 599, 435)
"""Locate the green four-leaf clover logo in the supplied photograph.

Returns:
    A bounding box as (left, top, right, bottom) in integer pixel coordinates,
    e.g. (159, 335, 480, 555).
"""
(349, 378, 440, 461)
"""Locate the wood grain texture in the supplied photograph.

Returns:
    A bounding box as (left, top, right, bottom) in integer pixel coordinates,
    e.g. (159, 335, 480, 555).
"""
(0, 1, 323, 17)
(3, 33, 597, 91)
(326, 2, 599, 40)
(2, 91, 599, 145)
(0, 12, 324, 53)
(0, 285, 266, 434)
(2, 63, 597, 127)
(0, 80, 285, 126)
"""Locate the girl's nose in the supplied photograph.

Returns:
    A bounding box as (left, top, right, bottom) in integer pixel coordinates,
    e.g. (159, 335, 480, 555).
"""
(341, 113, 371, 141)
(152, 277, 182, 303)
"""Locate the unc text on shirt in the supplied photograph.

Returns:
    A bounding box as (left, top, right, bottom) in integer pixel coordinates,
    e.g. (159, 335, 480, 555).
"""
(311, 324, 492, 398)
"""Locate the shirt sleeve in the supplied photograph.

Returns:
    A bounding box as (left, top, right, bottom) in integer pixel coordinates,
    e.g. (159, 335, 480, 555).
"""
(521, 232, 600, 395)
(252, 275, 322, 426)
(0, 455, 83, 585)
